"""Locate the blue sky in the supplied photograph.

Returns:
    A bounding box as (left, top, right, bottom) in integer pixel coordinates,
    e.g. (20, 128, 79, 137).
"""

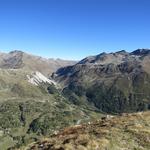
(0, 0, 150, 60)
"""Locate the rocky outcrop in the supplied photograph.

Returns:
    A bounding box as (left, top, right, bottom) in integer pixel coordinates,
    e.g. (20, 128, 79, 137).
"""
(27, 71, 56, 86)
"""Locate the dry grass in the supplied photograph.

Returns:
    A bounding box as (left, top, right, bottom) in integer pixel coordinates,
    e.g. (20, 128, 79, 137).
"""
(26, 111, 150, 150)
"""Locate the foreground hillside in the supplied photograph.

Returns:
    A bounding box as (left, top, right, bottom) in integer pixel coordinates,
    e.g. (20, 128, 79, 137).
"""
(27, 111, 150, 150)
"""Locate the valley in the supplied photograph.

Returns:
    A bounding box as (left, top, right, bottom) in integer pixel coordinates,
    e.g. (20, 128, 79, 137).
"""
(0, 49, 149, 150)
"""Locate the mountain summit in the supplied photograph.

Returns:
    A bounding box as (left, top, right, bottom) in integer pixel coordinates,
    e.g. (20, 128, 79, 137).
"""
(131, 49, 150, 56)
(0, 50, 76, 76)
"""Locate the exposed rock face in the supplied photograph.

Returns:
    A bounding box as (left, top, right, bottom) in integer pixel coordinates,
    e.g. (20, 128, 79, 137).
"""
(0, 50, 76, 76)
(0, 50, 24, 69)
(131, 48, 150, 56)
(27, 71, 57, 86)
(54, 49, 150, 113)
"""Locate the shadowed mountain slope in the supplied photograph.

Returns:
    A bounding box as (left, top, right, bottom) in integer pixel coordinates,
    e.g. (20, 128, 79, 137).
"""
(54, 49, 150, 113)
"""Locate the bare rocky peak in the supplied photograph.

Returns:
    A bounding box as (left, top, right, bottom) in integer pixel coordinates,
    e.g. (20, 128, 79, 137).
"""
(55, 49, 150, 86)
(0, 50, 76, 76)
(78, 49, 150, 65)
(131, 49, 150, 56)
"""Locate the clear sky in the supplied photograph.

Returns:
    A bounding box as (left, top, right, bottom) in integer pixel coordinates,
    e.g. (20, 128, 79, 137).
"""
(0, 0, 150, 60)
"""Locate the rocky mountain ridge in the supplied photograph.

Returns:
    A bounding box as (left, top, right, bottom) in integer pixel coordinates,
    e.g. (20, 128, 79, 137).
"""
(54, 49, 150, 113)
(0, 50, 76, 76)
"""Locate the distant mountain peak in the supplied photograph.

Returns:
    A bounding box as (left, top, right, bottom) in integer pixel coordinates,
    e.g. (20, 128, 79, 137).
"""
(131, 49, 150, 56)
(0, 50, 76, 76)
(9, 50, 24, 54)
(77, 49, 150, 65)
(116, 50, 127, 54)
(78, 50, 128, 65)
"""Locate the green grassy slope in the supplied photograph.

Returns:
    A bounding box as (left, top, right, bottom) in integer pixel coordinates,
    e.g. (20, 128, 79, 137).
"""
(0, 69, 103, 150)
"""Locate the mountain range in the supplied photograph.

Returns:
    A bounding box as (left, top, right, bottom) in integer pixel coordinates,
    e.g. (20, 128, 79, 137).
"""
(0, 50, 76, 76)
(0, 49, 149, 149)
(55, 49, 150, 113)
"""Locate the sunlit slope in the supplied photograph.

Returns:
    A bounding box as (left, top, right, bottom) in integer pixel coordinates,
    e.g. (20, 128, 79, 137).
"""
(27, 111, 150, 150)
